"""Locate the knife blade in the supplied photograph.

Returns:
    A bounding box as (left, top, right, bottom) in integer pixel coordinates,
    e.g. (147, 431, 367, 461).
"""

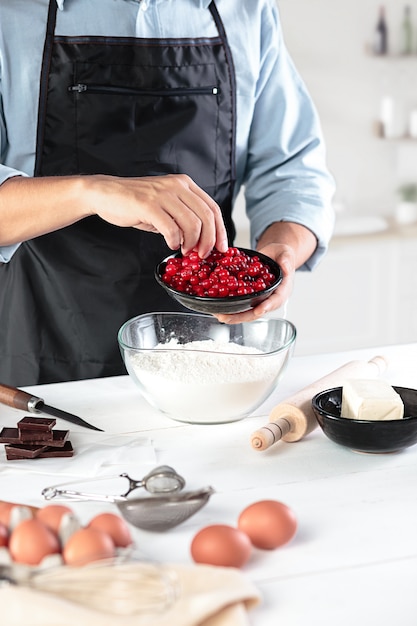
(0, 383, 103, 432)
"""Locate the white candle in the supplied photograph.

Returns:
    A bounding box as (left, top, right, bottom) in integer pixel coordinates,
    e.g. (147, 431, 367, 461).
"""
(380, 96, 394, 137)
(409, 109, 417, 138)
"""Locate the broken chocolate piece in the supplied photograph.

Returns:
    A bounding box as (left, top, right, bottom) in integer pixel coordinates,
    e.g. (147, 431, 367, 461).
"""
(5, 443, 48, 460)
(17, 416, 56, 431)
(0, 426, 69, 447)
(2, 416, 73, 460)
(0, 427, 22, 444)
(24, 430, 70, 448)
(19, 429, 54, 443)
(38, 441, 74, 458)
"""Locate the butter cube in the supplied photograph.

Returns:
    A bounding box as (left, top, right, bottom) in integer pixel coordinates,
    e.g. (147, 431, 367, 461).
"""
(341, 379, 404, 421)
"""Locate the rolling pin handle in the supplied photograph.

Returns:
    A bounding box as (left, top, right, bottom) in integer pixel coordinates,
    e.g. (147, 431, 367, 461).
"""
(370, 355, 388, 374)
(251, 417, 291, 451)
(250, 354, 390, 452)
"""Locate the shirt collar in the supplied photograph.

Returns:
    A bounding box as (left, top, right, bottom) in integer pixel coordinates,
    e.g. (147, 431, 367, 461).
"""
(56, 0, 212, 8)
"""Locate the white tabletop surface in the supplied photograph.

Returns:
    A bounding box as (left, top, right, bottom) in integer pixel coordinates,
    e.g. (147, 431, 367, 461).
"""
(1, 342, 417, 625)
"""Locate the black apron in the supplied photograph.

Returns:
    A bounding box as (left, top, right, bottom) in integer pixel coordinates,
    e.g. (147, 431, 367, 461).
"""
(0, 0, 236, 386)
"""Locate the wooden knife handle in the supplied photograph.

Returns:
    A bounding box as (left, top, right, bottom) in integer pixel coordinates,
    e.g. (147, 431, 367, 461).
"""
(0, 383, 37, 411)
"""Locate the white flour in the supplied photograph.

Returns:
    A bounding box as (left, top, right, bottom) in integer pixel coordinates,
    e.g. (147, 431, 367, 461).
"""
(127, 339, 287, 424)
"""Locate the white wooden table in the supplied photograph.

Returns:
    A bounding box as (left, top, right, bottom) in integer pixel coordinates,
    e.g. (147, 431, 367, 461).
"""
(1, 343, 417, 625)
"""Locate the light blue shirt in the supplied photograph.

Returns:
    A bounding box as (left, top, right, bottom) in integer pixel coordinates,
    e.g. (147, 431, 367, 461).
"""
(0, 0, 335, 266)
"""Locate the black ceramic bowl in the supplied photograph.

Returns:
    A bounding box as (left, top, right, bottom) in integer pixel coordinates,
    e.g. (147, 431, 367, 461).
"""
(155, 248, 283, 315)
(312, 386, 417, 454)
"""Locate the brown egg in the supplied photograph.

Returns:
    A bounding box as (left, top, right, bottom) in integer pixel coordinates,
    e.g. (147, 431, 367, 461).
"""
(36, 504, 74, 534)
(0, 502, 34, 529)
(0, 500, 37, 528)
(87, 512, 133, 548)
(63, 527, 116, 566)
(238, 500, 297, 550)
(0, 522, 8, 547)
(191, 524, 252, 568)
(0, 502, 14, 527)
(9, 518, 60, 565)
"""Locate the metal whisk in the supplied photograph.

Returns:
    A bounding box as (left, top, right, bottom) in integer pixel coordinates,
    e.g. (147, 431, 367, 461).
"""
(0, 560, 179, 616)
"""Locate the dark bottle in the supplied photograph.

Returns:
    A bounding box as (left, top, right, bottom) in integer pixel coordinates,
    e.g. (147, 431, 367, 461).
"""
(374, 6, 388, 55)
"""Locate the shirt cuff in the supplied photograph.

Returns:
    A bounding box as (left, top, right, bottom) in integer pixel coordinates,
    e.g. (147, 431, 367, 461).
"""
(0, 170, 27, 262)
(250, 204, 335, 272)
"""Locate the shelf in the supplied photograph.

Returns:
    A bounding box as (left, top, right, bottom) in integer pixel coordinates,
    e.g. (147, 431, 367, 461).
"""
(373, 122, 417, 143)
(367, 50, 417, 59)
(372, 55, 416, 59)
(377, 136, 417, 142)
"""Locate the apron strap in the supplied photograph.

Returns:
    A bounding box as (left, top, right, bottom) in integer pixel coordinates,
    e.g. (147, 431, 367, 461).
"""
(209, 1, 237, 178)
(208, 2, 226, 38)
(35, 0, 59, 175)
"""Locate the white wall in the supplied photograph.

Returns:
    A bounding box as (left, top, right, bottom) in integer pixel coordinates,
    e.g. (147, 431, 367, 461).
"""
(276, 0, 417, 217)
(235, 0, 417, 239)
(232, 1, 417, 355)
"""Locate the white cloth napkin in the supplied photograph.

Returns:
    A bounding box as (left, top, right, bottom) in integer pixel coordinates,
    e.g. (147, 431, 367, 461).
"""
(0, 562, 261, 626)
(0, 433, 156, 477)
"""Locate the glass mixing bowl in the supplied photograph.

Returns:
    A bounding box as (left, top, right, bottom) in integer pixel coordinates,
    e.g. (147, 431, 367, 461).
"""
(118, 312, 296, 424)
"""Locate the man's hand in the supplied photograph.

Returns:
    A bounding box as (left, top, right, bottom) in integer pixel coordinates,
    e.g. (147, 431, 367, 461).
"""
(214, 221, 317, 324)
(214, 243, 295, 324)
(90, 173, 229, 259)
(0, 173, 229, 260)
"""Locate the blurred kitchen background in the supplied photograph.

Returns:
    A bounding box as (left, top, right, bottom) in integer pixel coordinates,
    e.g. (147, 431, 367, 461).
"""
(234, 0, 417, 356)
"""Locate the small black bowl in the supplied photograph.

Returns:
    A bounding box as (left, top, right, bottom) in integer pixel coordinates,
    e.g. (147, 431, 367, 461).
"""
(155, 248, 283, 315)
(311, 386, 417, 454)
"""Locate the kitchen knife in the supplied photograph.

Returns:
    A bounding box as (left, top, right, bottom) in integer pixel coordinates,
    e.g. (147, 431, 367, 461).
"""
(0, 383, 103, 432)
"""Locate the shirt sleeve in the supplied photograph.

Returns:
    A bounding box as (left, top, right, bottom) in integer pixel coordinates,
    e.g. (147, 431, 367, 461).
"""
(0, 162, 27, 261)
(0, 73, 26, 262)
(243, 2, 335, 271)
(0, 172, 26, 263)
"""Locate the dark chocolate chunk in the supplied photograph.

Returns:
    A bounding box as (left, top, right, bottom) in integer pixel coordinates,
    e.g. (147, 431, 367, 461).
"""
(0, 427, 22, 444)
(38, 441, 74, 458)
(17, 416, 56, 431)
(25, 430, 69, 447)
(19, 429, 54, 443)
(5, 443, 48, 460)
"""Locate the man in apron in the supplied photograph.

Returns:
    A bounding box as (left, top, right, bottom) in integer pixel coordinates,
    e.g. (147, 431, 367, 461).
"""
(0, 0, 335, 386)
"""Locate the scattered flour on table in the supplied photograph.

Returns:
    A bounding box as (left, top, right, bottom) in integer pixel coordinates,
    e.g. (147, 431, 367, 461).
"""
(129, 339, 280, 383)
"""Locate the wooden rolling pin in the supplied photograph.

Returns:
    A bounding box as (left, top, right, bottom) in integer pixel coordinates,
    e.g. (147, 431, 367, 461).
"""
(250, 355, 388, 451)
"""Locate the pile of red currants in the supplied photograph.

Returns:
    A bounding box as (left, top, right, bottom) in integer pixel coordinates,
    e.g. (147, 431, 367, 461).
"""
(160, 247, 278, 298)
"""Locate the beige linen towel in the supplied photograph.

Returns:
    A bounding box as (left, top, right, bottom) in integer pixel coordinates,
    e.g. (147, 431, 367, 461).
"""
(0, 563, 261, 626)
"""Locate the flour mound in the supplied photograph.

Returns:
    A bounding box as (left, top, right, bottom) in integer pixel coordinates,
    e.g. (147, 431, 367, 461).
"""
(129, 339, 278, 384)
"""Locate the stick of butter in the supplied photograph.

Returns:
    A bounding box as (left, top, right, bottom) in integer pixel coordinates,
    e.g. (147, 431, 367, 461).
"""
(341, 379, 404, 421)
